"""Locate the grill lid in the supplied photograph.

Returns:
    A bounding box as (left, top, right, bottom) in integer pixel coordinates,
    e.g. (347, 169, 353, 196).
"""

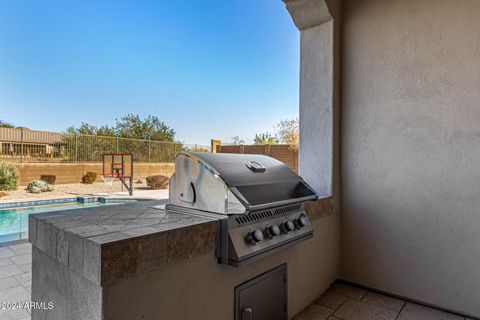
(168, 152, 318, 215)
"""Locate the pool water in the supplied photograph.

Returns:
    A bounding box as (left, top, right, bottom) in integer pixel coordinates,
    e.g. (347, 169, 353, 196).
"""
(0, 202, 117, 243)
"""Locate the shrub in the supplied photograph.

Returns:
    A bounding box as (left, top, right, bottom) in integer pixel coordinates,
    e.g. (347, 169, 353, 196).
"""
(81, 172, 97, 184)
(29, 186, 42, 194)
(0, 191, 7, 197)
(146, 175, 169, 190)
(26, 180, 53, 193)
(0, 162, 18, 191)
(40, 175, 56, 185)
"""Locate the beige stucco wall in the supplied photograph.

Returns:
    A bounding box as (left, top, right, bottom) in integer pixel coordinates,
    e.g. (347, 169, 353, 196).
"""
(102, 215, 339, 320)
(341, 0, 480, 316)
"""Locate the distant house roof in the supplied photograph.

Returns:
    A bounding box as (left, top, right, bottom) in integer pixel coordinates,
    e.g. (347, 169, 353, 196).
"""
(0, 127, 64, 144)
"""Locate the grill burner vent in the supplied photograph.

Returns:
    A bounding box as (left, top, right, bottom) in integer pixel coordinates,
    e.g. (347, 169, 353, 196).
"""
(274, 204, 301, 215)
(235, 204, 302, 225)
(235, 210, 272, 225)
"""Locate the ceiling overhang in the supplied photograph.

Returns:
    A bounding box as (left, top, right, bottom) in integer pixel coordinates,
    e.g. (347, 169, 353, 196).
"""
(283, 0, 333, 30)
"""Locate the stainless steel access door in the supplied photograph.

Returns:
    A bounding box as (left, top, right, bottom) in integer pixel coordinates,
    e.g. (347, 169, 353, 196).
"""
(235, 265, 287, 320)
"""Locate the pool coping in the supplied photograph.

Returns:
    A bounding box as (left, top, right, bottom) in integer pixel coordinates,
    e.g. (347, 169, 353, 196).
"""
(0, 197, 148, 244)
(0, 238, 29, 247)
(0, 196, 141, 209)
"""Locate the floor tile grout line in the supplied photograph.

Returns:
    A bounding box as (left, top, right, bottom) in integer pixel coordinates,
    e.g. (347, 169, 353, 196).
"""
(336, 296, 406, 320)
(394, 301, 407, 320)
(6, 256, 15, 265)
(360, 290, 370, 301)
(331, 298, 351, 320)
(338, 280, 474, 319)
(357, 292, 406, 314)
(330, 289, 364, 301)
(334, 296, 350, 312)
(312, 288, 350, 311)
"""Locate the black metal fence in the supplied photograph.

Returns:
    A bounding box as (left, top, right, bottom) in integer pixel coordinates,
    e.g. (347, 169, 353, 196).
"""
(0, 127, 209, 163)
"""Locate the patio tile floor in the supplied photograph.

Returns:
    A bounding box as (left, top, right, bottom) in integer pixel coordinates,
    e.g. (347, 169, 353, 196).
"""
(0, 242, 31, 320)
(295, 282, 469, 320)
(0, 242, 473, 320)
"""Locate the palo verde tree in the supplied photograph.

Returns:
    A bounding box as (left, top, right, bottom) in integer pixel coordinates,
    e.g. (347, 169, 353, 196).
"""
(254, 132, 279, 145)
(253, 118, 299, 149)
(275, 118, 299, 150)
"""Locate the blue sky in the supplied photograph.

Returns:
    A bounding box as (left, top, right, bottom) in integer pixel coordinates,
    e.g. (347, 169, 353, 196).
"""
(0, 0, 299, 145)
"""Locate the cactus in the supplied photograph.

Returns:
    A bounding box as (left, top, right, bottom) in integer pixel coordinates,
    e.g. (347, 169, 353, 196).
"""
(26, 180, 53, 193)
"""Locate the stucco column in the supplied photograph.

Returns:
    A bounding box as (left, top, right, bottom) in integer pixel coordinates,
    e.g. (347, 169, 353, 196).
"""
(283, 0, 340, 199)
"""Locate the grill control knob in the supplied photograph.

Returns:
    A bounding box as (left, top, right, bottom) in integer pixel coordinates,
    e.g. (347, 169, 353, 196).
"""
(283, 220, 295, 233)
(296, 214, 308, 228)
(266, 224, 281, 238)
(247, 229, 264, 245)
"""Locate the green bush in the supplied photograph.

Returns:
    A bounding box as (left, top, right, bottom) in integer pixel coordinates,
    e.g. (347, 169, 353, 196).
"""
(81, 172, 97, 184)
(26, 180, 53, 193)
(0, 162, 18, 191)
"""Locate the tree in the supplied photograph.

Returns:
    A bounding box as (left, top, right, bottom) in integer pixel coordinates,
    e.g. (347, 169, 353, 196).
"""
(65, 123, 115, 137)
(231, 136, 245, 145)
(254, 132, 279, 145)
(66, 114, 175, 142)
(115, 114, 175, 141)
(275, 118, 299, 149)
(63, 125, 116, 162)
(0, 120, 14, 128)
(63, 114, 176, 162)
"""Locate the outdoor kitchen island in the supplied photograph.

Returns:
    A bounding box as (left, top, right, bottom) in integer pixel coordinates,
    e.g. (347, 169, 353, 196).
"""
(29, 197, 338, 320)
(29, 153, 339, 320)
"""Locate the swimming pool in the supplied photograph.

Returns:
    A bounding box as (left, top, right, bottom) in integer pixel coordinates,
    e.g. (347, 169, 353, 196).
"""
(0, 201, 119, 243)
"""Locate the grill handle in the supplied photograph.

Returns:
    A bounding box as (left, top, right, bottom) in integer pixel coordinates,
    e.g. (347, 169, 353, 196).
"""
(241, 307, 253, 320)
(245, 160, 266, 172)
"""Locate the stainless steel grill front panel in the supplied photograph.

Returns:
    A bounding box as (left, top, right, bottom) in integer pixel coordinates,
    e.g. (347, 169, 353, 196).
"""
(226, 203, 313, 267)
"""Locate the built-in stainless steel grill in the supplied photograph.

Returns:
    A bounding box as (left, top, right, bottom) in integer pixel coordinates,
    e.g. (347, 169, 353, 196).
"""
(167, 152, 318, 267)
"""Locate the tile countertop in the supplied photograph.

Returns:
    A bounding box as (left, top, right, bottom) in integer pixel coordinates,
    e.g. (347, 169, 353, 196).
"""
(28, 200, 219, 286)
